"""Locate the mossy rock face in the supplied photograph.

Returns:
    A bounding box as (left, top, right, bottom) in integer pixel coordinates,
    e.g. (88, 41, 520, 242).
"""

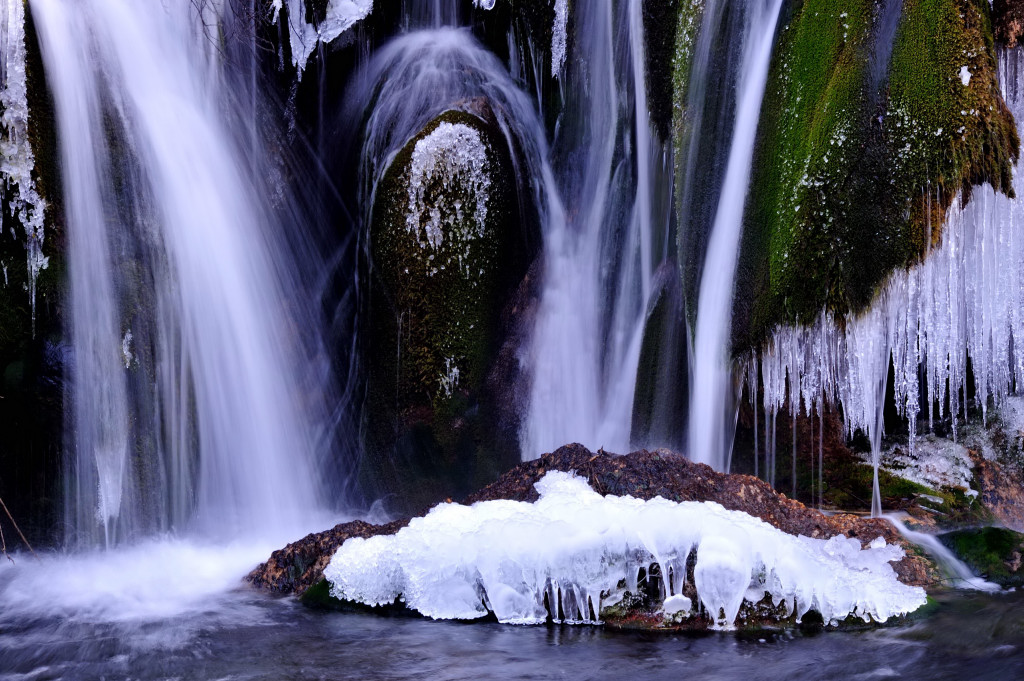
(363, 108, 524, 511)
(735, 0, 1019, 351)
(940, 527, 1024, 587)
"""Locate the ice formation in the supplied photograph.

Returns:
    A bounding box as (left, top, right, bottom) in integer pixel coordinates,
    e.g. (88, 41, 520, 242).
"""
(1, 0, 48, 335)
(879, 434, 975, 492)
(552, 0, 569, 77)
(324, 471, 927, 628)
(405, 121, 491, 271)
(272, 0, 372, 76)
(746, 49, 1024, 508)
(471, 0, 564, 76)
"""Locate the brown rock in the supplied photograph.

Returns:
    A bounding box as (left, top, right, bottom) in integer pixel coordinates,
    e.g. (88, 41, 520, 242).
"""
(973, 456, 1024, 532)
(995, 0, 1024, 48)
(246, 518, 409, 596)
(465, 444, 933, 587)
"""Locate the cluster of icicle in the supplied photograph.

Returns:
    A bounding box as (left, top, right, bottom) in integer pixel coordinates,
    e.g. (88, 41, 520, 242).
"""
(0, 0, 48, 334)
(405, 121, 491, 269)
(271, 0, 372, 76)
(473, 0, 568, 77)
(745, 49, 1024, 505)
(324, 471, 926, 629)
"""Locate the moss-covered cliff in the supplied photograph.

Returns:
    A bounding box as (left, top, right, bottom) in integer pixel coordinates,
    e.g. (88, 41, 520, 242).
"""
(734, 0, 1018, 351)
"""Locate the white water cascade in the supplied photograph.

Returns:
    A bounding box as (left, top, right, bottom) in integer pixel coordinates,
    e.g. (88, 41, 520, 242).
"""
(521, 0, 671, 459)
(748, 48, 1024, 515)
(688, 0, 784, 470)
(33, 0, 329, 545)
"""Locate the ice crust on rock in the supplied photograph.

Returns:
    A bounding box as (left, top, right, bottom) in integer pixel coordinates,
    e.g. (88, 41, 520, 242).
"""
(405, 121, 491, 271)
(272, 0, 372, 76)
(324, 471, 927, 628)
(879, 435, 975, 492)
(1, 0, 48, 335)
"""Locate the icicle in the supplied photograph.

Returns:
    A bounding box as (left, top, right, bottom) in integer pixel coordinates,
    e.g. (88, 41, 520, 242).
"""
(1, 0, 49, 336)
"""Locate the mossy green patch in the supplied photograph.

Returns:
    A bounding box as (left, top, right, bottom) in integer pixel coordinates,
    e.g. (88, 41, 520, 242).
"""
(940, 526, 1024, 587)
(735, 0, 1018, 351)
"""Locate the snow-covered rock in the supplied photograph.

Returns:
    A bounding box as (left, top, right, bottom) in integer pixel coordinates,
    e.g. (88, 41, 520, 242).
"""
(324, 471, 927, 628)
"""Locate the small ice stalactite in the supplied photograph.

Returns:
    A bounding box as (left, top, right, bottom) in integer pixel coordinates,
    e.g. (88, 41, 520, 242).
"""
(121, 329, 133, 369)
(1, 0, 49, 337)
(273, 0, 373, 77)
(472, 0, 497, 9)
(960, 65, 972, 86)
(405, 121, 491, 274)
(438, 357, 460, 398)
(325, 471, 927, 628)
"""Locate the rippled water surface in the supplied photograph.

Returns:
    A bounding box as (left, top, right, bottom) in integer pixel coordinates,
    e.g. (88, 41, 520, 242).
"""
(1, 543, 1022, 680)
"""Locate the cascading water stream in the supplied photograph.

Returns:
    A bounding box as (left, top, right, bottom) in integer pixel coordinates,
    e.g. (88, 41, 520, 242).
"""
(522, 0, 670, 459)
(688, 0, 784, 470)
(33, 0, 330, 545)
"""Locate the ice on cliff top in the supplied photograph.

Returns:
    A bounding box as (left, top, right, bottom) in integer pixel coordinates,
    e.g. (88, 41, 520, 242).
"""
(273, 0, 372, 76)
(324, 471, 927, 628)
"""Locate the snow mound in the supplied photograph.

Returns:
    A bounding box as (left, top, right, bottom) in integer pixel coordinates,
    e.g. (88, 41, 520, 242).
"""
(324, 471, 927, 629)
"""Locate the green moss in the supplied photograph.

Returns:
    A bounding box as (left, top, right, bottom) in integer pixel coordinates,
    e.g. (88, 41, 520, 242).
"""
(887, 0, 1017, 205)
(940, 527, 1024, 587)
(824, 459, 933, 511)
(670, 0, 706, 224)
(736, 0, 1019, 351)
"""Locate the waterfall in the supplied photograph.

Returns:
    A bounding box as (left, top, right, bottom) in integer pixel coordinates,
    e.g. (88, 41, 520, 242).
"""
(33, 0, 330, 545)
(688, 0, 784, 470)
(521, 0, 671, 459)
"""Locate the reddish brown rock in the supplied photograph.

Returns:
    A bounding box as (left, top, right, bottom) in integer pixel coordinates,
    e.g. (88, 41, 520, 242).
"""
(973, 456, 1024, 532)
(466, 444, 933, 587)
(246, 518, 409, 596)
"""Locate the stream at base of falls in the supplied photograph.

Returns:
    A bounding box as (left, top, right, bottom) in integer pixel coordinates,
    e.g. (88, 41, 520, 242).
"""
(1, 544, 1022, 681)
